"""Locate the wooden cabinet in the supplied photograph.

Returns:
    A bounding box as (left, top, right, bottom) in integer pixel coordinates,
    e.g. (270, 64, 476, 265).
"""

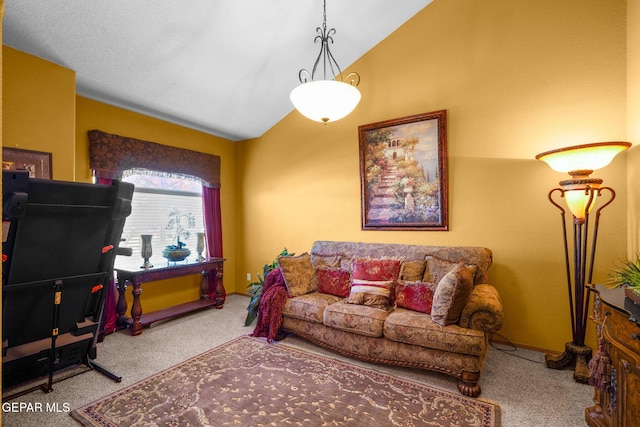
(586, 285, 640, 427)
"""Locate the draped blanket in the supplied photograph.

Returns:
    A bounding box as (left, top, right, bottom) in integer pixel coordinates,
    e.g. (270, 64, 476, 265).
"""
(251, 268, 289, 342)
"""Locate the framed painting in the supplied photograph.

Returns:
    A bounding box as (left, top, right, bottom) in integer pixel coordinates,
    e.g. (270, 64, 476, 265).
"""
(359, 110, 448, 230)
(2, 147, 52, 179)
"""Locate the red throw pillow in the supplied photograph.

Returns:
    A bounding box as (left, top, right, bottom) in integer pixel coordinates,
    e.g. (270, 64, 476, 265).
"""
(352, 257, 402, 282)
(395, 281, 436, 313)
(317, 268, 351, 298)
(347, 258, 402, 309)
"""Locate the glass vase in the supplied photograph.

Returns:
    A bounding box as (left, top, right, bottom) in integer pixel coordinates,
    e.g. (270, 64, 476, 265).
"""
(196, 232, 206, 262)
(140, 234, 154, 269)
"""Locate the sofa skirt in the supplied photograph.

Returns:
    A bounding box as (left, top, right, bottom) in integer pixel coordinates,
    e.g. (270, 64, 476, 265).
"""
(281, 316, 486, 380)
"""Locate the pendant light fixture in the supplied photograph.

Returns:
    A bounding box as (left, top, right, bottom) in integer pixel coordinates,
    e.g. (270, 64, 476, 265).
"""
(290, 0, 361, 123)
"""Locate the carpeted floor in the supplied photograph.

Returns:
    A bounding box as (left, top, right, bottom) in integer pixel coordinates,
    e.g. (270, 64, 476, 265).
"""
(71, 336, 500, 427)
(1, 294, 593, 426)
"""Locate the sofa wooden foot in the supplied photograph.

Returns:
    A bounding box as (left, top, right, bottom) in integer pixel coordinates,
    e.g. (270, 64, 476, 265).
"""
(457, 380, 481, 397)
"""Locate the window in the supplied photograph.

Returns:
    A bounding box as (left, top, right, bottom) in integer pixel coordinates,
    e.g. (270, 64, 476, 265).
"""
(120, 172, 205, 261)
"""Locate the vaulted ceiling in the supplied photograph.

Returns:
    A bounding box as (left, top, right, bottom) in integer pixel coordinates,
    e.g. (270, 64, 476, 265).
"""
(3, 1, 432, 141)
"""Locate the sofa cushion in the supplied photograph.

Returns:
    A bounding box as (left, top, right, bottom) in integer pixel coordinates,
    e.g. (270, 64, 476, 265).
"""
(400, 260, 426, 281)
(384, 308, 486, 356)
(395, 281, 436, 313)
(283, 292, 342, 324)
(323, 301, 389, 337)
(431, 263, 475, 326)
(279, 252, 317, 297)
(347, 258, 402, 309)
(317, 267, 351, 298)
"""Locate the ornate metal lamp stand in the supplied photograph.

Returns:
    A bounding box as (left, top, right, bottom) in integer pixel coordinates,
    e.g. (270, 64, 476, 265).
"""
(544, 185, 615, 383)
(536, 141, 630, 383)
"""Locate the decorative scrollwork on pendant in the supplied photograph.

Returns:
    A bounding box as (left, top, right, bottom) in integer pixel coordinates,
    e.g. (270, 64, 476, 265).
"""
(295, 0, 359, 88)
(342, 72, 360, 87)
(298, 69, 313, 84)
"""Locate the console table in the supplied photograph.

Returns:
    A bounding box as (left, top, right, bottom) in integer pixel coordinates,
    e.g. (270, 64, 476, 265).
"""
(114, 257, 225, 336)
(586, 284, 640, 426)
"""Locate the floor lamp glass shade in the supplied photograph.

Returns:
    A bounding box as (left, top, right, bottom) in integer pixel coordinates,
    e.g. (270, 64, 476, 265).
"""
(564, 188, 597, 219)
(290, 80, 361, 123)
(535, 141, 631, 174)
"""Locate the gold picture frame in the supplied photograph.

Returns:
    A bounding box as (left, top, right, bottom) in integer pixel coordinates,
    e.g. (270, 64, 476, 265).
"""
(2, 147, 52, 179)
(359, 110, 448, 230)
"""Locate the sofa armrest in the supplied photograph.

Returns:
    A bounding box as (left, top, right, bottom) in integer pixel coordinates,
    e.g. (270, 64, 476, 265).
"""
(458, 284, 503, 333)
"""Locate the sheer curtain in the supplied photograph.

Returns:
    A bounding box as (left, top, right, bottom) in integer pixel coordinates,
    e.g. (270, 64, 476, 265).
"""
(89, 130, 225, 333)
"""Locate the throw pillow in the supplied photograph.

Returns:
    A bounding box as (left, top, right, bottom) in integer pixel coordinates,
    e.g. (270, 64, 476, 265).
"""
(400, 260, 426, 281)
(278, 252, 317, 297)
(347, 257, 402, 309)
(395, 281, 436, 313)
(431, 263, 474, 326)
(311, 252, 343, 269)
(424, 256, 479, 285)
(316, 267, 351, 298)
(423, 256, 455, 283)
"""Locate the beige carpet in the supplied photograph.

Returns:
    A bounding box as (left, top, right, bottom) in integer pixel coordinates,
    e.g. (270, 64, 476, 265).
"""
(0, 294, 593, 427)
(71, 335, 500, 427)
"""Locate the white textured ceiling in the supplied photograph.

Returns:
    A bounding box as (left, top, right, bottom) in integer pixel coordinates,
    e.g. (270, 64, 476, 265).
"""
(3, 0, 432, 141)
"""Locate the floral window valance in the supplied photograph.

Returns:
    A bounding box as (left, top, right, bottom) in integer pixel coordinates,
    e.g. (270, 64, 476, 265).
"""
(88, 129, 221, 188)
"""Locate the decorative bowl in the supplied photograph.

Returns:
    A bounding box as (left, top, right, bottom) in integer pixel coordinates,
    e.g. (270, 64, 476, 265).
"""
(162, 247, 191, 262)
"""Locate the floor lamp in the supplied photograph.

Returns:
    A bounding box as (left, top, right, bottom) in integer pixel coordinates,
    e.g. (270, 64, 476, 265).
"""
(536, 141, 631, 383)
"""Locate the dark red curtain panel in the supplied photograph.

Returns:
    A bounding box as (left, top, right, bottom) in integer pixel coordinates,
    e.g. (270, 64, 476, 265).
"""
(203, 186, 225, 305)
(95, 177, 119, 335)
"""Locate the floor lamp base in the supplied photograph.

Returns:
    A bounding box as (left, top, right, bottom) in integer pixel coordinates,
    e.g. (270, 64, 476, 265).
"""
(545, 341, 592, 383)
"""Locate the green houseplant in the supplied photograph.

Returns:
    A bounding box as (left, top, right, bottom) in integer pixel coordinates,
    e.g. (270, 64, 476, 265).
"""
(162, 209, 196, 262)
(244, 248, 293, 326)
(606, 256, 640, 305)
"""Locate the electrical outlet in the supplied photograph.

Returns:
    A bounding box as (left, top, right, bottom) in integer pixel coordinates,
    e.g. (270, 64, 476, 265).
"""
(246, 273, 252, 281)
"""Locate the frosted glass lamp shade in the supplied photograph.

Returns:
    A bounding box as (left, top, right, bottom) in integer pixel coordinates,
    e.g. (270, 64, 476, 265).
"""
(290, 80, 361, 123)
(536, 142, 631, 174)
(564, 188, 597, 220)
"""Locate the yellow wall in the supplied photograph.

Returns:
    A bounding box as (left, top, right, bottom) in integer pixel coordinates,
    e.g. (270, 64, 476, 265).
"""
(3, 45, 76, 181)
(237, 0, 628, 351)
(628, 0, 640, 257)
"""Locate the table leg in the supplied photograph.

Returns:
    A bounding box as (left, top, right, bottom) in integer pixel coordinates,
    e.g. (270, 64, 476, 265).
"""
(116, 280, 129, 329)
(214, 266, 225, 308)
(199, 269, 209, 299)
(130, 281, 143, 336)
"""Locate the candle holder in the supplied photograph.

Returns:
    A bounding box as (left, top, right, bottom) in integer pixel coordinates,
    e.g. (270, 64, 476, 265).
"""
(140, 234, 153, 269)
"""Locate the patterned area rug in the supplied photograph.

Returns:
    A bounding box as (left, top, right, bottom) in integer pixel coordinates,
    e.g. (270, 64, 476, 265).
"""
(72, 335, 500, 427)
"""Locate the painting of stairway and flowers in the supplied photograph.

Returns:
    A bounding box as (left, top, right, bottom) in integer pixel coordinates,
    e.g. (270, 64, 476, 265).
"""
(359, 110, 449, 230)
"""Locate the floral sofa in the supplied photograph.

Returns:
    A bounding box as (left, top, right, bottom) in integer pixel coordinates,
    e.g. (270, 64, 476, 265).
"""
(278, 240, 503, 397)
